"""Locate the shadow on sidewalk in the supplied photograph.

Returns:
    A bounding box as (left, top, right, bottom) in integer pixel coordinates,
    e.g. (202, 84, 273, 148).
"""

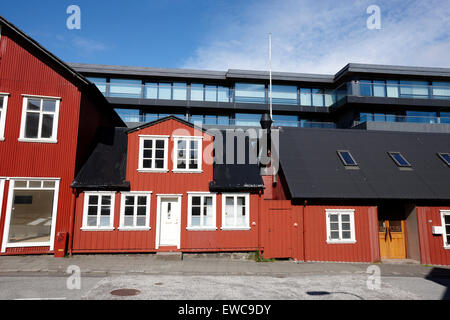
(425, 267, 450, 300)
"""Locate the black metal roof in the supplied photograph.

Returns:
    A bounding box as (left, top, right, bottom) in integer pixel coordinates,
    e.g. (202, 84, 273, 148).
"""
(279, 127, 450, 201)
(72, 127, 130, 190)
(69, 62, 450, 84)
(209, 129, 265, 192)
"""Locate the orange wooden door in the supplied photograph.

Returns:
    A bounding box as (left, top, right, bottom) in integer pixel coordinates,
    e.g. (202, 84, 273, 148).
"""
(378, 220, 406, 259)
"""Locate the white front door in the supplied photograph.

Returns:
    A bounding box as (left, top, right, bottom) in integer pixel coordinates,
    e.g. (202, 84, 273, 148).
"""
(159, 197, 181, 247)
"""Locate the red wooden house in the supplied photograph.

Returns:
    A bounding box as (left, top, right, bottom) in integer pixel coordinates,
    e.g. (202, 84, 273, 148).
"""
(71, 117, 265, 253)
(0, 16, 123, 255)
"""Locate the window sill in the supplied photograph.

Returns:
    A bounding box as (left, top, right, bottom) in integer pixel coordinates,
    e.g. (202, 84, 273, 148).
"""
(81, 227, 115, 231)
(118, 227, 151, 231)
(220, 227, 251, 231)
(0, 137, 4, 142)
(186, 227, 218, 231)
(326, 240, 357, 244)
(18, 138, 58, 144)
(137, 169, 169, 173)
(172, 170, 203, 174)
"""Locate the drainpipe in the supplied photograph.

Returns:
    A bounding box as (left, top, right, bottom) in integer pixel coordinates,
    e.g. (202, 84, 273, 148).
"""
(302, 200, 307, 262)
(258, 190, 262, 259)
(68, 188, 78, 256)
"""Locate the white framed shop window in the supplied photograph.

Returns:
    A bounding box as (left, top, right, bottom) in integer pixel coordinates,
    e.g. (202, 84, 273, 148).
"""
(81, 192, 116, 231)
(187, 192, 217, 230)
(0, 179, 5, 217)
(440, 210, 450, 249)
(0, 93, 9, 141)
(221, 193, 250, 230)
(1, 178, 60, 253)
(325, 209, 356, 244)
(119, 192, 152, 230)
(18, 95, 61, 143)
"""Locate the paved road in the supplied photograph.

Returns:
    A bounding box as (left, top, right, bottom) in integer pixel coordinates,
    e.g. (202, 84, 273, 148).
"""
(0, 273, 448, 300)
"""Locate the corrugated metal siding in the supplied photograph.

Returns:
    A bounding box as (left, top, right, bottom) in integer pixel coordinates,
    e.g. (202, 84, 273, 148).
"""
(304, 205, 378, 263)
(417, 207, 450, 265)
(73, 119, 262, 252)
(0, 31, 83, 253)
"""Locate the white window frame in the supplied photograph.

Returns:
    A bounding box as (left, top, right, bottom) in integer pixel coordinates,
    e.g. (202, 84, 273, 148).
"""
(0, 178, 5, 219)
(119, 192, 152, 230)
(325, 209, 356, 244)
(138, 135, 169, 172)
(440, 210, 450, 249)
(19, 95, 61, 143)
(221, 193, 250, 230)
(173, 136, 203, 173)
(0, 93, 9, 141)
(1, 178, 60, 252)
(81, 192, 116, 231)
(187, 192, 217, 231)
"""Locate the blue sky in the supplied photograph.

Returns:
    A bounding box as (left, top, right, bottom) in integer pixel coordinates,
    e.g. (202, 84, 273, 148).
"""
(1, 0, 449, 74)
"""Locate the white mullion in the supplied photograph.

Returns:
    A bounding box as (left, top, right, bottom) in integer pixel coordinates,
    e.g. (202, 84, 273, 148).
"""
(200, 196, 204, 227)
(96, 196, 102, 228)
(174, 138, 179, 170)
(37, 99, 44, 139)
(133, 195, 138, 227)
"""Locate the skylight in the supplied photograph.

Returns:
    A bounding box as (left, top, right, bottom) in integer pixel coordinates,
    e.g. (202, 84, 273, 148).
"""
(388, 152, 411, 167)
(337, 150, 358, 166)
(438, 153, 450, 166)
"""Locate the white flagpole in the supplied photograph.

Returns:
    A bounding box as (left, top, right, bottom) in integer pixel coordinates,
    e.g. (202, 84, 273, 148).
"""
(269, 33, 273, 120)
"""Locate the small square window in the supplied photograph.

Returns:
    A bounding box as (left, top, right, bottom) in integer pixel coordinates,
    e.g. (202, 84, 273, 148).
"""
(120, 193, 151, 229)
(326, 210, 356, 243)
(83, 193, 115, 230)
(188, 194, 216, 229)
(20, 97, 60, 142)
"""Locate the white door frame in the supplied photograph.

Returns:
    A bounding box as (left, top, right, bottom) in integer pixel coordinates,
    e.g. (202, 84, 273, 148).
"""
(155, 194, 182, 250)
(1, 178, 60, 253)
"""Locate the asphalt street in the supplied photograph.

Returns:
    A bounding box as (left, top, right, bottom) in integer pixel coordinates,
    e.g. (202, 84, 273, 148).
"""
(0, 273, 449, 300)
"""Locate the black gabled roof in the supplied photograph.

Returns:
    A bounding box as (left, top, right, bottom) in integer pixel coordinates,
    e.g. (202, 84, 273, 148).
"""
(279, 127, 450, 201)
(72, 118, 264, 192)
(209, 129, 265, 192)
(72, 127, 129, 190)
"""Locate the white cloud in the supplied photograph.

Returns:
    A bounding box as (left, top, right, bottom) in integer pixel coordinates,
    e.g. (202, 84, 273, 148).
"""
(182, 0, 450, 74)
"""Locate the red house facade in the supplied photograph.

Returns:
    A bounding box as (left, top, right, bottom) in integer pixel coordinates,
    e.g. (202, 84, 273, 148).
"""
(1, 16, 450, 266)
(0, 17, 123, 255)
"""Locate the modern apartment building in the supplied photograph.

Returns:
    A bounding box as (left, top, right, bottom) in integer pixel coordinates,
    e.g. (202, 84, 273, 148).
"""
(69, 62, 450, 133)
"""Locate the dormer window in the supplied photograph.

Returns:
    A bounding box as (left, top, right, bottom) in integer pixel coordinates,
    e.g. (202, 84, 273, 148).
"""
(173, 136, 203, 173)
(138, 135, 169, 172)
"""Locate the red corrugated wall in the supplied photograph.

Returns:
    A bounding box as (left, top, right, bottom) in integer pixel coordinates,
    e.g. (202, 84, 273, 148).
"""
(417, 207, 450, 265)
(304, 205, 379, 262)
(72, 119, 263, 252)
(0, 28, 84, 254)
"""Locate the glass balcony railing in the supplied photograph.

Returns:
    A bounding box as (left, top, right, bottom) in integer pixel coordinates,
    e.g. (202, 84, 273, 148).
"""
(91, 81, 346, 107)
(114, 109, 336, 129)
(358, 81, 450, 100)
(355, 115, 450, 125)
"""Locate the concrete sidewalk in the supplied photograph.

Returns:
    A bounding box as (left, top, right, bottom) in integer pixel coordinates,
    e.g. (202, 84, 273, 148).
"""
(1, 253, 449, 278)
